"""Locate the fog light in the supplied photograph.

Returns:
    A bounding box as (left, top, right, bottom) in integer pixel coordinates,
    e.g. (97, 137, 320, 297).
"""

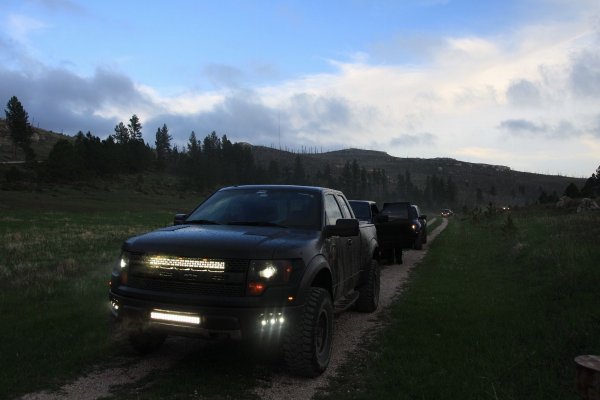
(259, 312, 285, 328)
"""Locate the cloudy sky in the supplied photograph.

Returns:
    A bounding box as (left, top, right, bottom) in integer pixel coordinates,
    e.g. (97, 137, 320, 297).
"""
(1, 0, 599, 177)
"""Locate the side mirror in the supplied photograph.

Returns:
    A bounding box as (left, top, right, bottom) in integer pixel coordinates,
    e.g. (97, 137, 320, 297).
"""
(174, 213, 188, 225)
(375, 214, 389, 223)
(324, 218, 359, 237)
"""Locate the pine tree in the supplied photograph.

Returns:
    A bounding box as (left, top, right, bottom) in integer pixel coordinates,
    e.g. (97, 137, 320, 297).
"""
(113, 122, 129, 144)
(187, 131, 200, 156)
(581, 164, 600, 198)
(292, 154, 305, 184)
(127, 114, 143, 142)
(563, 182, 581, 198)
(155, 124, 172, 171)
(5, 96, 35, 161)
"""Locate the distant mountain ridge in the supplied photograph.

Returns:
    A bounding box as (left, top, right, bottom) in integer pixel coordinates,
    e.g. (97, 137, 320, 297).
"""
(0, 119, 585, 207)
(251, 145, 584, 206)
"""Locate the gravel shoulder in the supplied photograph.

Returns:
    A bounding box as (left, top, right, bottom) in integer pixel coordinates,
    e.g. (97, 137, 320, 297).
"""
(18, 218, 448, 400)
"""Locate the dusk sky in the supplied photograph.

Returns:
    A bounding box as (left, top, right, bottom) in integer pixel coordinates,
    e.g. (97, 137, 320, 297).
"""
(1, 0, 599, 177)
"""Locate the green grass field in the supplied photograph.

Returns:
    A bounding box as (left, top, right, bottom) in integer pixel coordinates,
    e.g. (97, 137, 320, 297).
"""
(1, 187, 598, 399)
(0, 187, 199, 399)
(317, 208, 600, 399)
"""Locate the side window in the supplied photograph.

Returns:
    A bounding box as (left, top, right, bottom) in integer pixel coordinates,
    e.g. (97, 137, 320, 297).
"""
(371, 203, 379, 216)
(324, 194, 343, 225)
(336, 195, 353, 219)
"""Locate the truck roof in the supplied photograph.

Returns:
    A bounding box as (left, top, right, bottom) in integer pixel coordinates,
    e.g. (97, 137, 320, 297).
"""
(220, 184, 342, 195)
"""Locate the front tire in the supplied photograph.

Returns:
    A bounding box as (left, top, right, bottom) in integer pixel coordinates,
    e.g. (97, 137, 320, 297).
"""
(356, 259, 380, 312)
(414, 235, 423, 250)
(283, 287, 333, 377)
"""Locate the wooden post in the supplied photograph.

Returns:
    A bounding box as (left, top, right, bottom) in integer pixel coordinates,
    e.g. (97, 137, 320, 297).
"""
(575, 355, 600, 399)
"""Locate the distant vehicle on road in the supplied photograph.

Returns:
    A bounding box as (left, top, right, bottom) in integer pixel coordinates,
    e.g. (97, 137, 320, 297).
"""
(440, 209, 453, 217)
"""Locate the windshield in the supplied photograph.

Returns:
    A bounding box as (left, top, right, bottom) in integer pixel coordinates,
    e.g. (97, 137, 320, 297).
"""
(186, 188, 322, 230)
(349, 201, 371, 221)
(381, 203, 409, 219)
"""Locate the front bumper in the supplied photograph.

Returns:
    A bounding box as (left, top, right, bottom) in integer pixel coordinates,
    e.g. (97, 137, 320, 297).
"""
(109, 290, 303, 340)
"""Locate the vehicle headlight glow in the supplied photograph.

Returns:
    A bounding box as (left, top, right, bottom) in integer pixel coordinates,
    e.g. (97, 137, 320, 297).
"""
(113, 252, 130, 277)
(247, 260, 295, 296)
(150, 310, 200, 325)
(259, 312, 285, 328)
(258, 265, 278, 279)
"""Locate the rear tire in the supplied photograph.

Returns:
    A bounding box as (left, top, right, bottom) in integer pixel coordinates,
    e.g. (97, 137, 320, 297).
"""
(394, 246, 403, 264)
(414, 235, 423, 250)
(355, 259, 380, 312)
(383, 248, 394, 265)
(283, 287, 333, 377)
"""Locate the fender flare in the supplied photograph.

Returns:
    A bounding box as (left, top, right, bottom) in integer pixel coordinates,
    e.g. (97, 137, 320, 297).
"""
(294, 254, 333, 304)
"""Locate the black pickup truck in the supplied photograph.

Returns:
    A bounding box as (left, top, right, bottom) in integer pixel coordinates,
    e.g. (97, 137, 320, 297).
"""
(109, 185, 380, 377)
(349, 200, 400, 264)
(378, 202, 427, 250)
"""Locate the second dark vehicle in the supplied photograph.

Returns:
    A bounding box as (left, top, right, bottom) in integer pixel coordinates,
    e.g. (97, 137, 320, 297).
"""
(377, 202, 428, 251)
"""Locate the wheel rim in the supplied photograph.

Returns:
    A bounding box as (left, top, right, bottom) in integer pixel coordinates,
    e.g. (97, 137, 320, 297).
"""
(315, 309, 329, 355)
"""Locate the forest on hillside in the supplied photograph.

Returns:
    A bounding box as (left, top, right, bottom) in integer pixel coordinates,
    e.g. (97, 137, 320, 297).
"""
(3, 96, 599, 209)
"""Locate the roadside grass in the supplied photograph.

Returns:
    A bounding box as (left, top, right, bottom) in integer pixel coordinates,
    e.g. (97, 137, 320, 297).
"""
(0, 188, 199, 399)
(317, 208, 600, 399)
(426, 216, 443, 233)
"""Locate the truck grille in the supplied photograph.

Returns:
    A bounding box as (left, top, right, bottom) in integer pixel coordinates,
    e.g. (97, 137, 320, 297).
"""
(127, 254, 249, 297)
(127, 277, 245, 297)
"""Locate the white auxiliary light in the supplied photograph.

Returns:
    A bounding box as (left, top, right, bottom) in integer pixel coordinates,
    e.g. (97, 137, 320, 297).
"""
(146, 256, 225, 272)
(151, 310, 200, 325)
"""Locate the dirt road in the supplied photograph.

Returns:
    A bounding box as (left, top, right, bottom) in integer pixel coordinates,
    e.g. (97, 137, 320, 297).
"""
(20, 218, 448, 400)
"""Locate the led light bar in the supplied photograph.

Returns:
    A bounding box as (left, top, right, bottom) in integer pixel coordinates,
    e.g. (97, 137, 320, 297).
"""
(145, 256, 225, 272)
(150, 310, 200, 325)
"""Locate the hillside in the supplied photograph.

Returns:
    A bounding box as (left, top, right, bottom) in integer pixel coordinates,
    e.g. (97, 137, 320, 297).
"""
(0, 118, 71, 162)
(0, 119, 586, 208)
(252, 146, 585, 207)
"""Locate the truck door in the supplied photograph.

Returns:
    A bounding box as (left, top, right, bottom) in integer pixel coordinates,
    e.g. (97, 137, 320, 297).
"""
(324, 194, 346, 301)
(335, 195, 361, 293)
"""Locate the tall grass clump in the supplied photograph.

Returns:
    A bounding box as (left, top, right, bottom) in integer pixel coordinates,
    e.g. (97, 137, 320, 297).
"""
(319, 207, 600, 400)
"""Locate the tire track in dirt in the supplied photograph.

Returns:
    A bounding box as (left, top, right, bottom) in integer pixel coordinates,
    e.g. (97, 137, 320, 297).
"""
(18, 218, 448, 400)
(254, 217, 448, 400)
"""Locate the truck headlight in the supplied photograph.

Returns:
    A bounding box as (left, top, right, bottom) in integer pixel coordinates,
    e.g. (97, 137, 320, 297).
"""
(112, 251, 130, 284)
(247, 260, 293, 295)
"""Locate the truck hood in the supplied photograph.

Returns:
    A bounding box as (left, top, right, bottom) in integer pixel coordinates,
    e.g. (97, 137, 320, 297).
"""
(123, 224, 319, 260)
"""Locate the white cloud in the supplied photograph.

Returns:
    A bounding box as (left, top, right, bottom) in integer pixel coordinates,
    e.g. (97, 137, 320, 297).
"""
(7, 14, 48, 43)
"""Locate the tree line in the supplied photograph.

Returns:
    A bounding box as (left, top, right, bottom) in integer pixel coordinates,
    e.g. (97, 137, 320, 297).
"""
(4, 95, 599, 207)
